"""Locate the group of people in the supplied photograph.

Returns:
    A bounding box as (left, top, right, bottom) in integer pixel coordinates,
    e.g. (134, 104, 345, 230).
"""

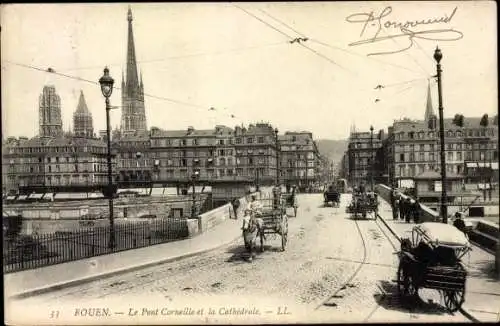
(390, 189, 421, 223)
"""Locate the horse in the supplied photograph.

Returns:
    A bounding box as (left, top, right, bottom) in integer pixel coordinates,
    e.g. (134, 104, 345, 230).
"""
(241, 212, 264, 262)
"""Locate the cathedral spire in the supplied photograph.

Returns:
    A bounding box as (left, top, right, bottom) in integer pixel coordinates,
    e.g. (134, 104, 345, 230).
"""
(126, 6, 139, 92)
(75, 90, 90, 114)
(424, 79, 434, 121)
(121, 6, 147, 134)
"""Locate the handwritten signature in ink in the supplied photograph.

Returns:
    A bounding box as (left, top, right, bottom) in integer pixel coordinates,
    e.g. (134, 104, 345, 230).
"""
(345, 6, 463, 56)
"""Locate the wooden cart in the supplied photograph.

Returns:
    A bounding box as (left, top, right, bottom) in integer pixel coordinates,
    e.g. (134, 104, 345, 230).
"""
(397, 222, 471, 312)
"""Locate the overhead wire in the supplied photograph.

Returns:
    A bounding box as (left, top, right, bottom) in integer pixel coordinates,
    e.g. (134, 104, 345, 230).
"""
(1, 59, 242, 121)
(234, 4, 352, 74)
(58, 41, 289, 72)
(256, 8, 427, 76)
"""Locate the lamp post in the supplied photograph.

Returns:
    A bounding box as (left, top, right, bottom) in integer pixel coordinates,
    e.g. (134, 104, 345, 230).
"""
(99, 67, 116, 249)
(370, 125, 374, 192)
(191, 170, 199, 218)
(274, 128, 279, 186)
(434, 47, 448, 224)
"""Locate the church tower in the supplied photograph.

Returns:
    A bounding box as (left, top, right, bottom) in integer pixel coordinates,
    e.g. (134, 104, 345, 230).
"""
(121, 6, 147, 134)
(39, 85, 63, 137)
(424, 80, 437, 129)
(73, 90, 94, 138)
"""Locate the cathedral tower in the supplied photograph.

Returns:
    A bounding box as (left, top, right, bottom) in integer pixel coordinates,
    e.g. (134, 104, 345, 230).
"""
(39, 85, 63, 137)
(73, 90, 94, 138)
(121, 6, 147, 134)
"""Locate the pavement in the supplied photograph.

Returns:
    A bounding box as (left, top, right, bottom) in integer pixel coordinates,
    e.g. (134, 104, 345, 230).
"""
(4, 216, 242, 299)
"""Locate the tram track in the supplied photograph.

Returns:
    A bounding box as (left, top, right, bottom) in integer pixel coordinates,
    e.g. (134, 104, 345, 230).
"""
(314, 216, 368, 310)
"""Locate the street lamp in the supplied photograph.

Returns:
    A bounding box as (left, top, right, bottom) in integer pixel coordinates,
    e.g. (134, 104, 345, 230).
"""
(274, 128, 279, 186)
(434, 47, 448, 224)
(370, 125, 374, 192)
(99, 67, 116, 249)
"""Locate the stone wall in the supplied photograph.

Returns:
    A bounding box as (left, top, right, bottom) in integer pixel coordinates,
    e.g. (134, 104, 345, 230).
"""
(4, 195, 209, 235)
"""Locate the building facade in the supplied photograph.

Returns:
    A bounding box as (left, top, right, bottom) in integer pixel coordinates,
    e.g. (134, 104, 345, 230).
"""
(347, 129, 384, 189)
(39, 85, 63, 138)
(279, 131, 321, 189)
(386, 87, 498, 189)
(3, 136, 112, 194)
(121, 7, 147, 134)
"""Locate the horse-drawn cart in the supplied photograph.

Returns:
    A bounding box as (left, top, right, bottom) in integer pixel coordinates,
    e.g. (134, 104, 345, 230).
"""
(397, 222, 471, 312)
(242, 197, 288, 260)
(324, 189, 340, 207)
(346, 191, 378, 219)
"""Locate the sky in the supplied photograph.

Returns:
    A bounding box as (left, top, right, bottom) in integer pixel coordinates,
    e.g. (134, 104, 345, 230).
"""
(1, 1, 497, 140)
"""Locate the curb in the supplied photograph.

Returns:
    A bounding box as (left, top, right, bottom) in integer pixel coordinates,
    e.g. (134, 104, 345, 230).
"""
(9, 232, 242, 300)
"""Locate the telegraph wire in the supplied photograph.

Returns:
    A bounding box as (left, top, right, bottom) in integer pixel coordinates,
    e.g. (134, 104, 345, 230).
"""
(256, 7, 427, 76)
(1, 59, 241, 121)
(234, 4, 351, 73)
(233, 4, 294, 40)
(57, 41, 289, 72)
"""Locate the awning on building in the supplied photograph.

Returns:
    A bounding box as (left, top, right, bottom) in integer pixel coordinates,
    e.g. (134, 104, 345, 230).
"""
(29, 193, 44, 199)
(477, 183, 492, 190)
(17, 195, 28, 200)
(55, 193, 88, 199)
(150, 188, 165, 196)
(6, 196, 16, 200)
(88, 192, 104, 199)
(466, 162, 478, 168)
(42, 193, 54, 200)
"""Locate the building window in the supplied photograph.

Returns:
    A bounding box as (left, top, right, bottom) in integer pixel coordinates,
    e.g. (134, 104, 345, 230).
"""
(218, 149, 225, 156)
(247, 137, 253, 144)
(409, 153, 414, 162)
(429, 153, 435, 161)
(447, 152, 453, 161)
(193, 139, 198, 146)
(219, 139, 224, 145)
(457, 152, 462, 161)
(181, 159, 187, 167)
(419, 153, 424, 161)
(429, 144, 435, 151)
(419, 144, 424, 151)
(257, 137, 264, 143)
(236, 138, 242, 144)
(400, 153, 405, 162)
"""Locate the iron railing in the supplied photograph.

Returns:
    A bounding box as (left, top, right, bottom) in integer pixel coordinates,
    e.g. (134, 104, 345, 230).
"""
(3, 218, 189, 273)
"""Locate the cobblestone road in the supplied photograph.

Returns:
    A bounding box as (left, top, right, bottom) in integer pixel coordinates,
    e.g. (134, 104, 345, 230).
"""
(7, 194, 498, 324)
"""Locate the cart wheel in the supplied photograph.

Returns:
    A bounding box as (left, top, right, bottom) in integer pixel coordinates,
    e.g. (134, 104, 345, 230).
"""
(397, 263, 418, 298)
(443, 289, 465, 312)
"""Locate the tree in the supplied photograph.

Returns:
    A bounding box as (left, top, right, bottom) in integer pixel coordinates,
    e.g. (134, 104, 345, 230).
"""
(453, 114, 465, 127)
(480, 114, 489, 127)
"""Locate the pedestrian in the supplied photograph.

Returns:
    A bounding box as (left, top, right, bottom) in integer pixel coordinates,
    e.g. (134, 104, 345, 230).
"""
(405, 199, 413, 223)
(453, 212, 466, 234)
(413, 200, 421, 223)
(399, 196, 405, 221)
(393, 198, 400, 220)
(231, 197, 240, 219)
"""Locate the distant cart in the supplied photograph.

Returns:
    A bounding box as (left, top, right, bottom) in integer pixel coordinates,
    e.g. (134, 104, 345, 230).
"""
(397, 222, 471, 312)
(346, 192, 378, 219)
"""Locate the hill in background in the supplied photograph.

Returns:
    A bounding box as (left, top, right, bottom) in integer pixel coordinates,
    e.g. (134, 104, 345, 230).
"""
(315, 139, 348, 166)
